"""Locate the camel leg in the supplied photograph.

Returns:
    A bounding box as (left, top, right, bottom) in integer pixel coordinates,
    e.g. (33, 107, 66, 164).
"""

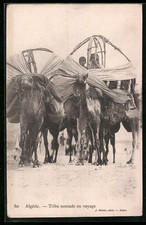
(86, 126, 93, 163)
(67, 127, 73, 163)
(76, 119, 86, 166)
(49, 127, 59, 163)
(29, 118, 44, 167)
(88, 145, 93, 163)
(33, 138, 41, 167)
(105, 133, 110, 162)
(42, 129, 52, 163)
(19, 119, 29, 166)
(96, 128, 103, 166)
(28, 127, 40, 167)
(127, 120, 136, 164)
(76, 132, 84, 165)
(102, 134, 107, 165)
(73, 128, 78, 156)
(110, 134, 116, 163)
(53, 136, 59, 163)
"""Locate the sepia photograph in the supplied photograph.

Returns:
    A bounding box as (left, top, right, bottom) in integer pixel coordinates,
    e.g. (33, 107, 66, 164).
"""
(6, 4, 142, 218)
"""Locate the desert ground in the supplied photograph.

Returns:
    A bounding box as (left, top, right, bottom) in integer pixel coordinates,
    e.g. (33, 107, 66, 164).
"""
(6, 122, 142, 218)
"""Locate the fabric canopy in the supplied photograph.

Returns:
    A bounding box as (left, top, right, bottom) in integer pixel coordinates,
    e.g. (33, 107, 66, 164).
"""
(51, 73, 77, 103)
(7, 52, 135, 112)
(88, 62, 136, 81)
(6, 51, 63, 122)
(59, 55, 136, 80)
(52, 56, 131, 104)
(40, 53, 63, 77)
(7, 52, 63, 83)
(7, 53, 30, 83)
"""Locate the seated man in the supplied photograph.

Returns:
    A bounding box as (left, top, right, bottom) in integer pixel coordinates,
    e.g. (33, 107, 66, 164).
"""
(79, 56, 87, 69)
(88, 53, 102, 69)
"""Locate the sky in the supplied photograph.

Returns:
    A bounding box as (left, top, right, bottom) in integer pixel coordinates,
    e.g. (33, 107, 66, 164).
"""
(6, 4, 142, 84)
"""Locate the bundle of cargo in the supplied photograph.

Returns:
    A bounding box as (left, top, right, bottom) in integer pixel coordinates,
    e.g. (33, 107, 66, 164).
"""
(6, 48, 63, 123)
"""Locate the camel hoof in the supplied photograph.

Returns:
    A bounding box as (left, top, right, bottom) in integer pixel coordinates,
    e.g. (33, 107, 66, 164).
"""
(103, 160, 108, 165)
(93, 161, 103, 166)
(47, 155, 54, 163)
(49, 159, 53, 163)
(76, 160, 84, 166)
(44, 158, 49, 164)
(99, 160, 104, 166)
(44, 157, 54, 163)
(19, 161, 24, 167)
(33, 164, 40, 168)
(52, 160, 56, 163)
(92, 161, 97, 166)
(127, 159, 133, 164)
(33, 161, 41, 168)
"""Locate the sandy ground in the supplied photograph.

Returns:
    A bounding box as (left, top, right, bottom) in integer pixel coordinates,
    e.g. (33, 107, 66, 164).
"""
(6, 122, 142, 218)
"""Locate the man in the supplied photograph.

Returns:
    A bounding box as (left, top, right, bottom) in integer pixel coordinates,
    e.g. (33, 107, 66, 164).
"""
(79, 56, 87, 69)
(88, 53, 102, 69)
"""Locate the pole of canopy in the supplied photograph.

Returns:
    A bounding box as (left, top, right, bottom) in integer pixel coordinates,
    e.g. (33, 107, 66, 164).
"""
(70, 37, 90, 55)
(22, 48, 53, 54)
(22, 48, 54, 73)
(30, 51, 37, 73)
(22, 52, 31, 73)
(103, 37, 106, 68)
(94, 36, 104, 66)
(96, 34, 131, 62)
(87, 37, 93, 68)
(94, 38, 98, 64)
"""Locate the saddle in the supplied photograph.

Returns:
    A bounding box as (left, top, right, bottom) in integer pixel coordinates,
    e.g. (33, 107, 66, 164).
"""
(112, 89, 139, 119)
(112, 89, 136, 110)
